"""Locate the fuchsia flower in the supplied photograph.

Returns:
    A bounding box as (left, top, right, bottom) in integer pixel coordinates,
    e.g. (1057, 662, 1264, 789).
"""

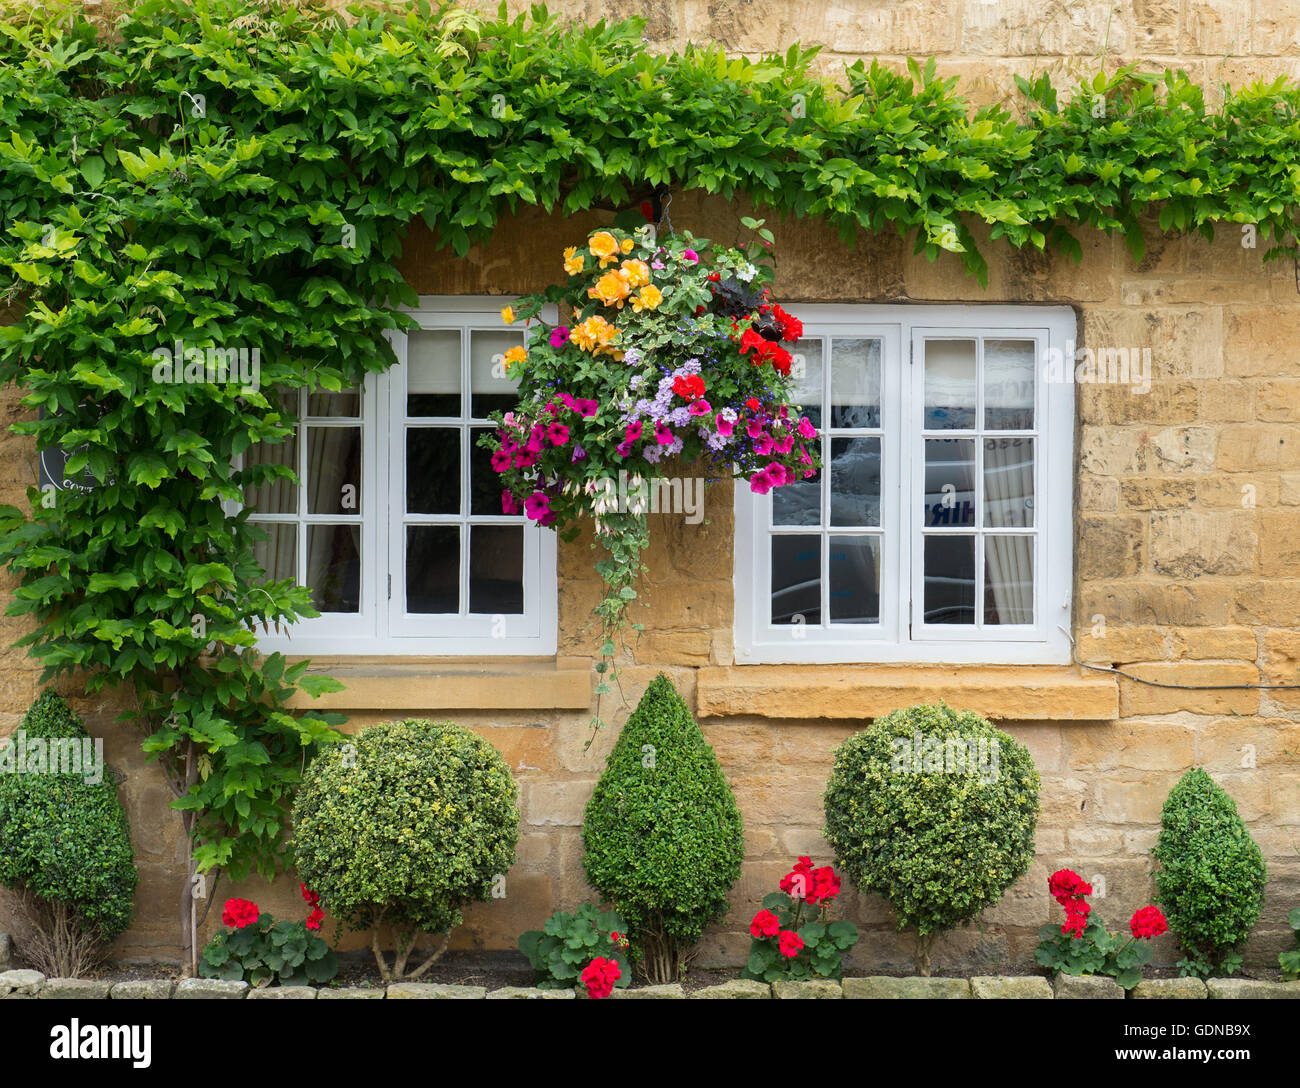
(572, 445, 587, 462)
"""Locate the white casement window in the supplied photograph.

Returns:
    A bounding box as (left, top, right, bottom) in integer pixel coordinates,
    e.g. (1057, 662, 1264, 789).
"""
(244, 297, 557, 655)
(734, 305, 1075, 665)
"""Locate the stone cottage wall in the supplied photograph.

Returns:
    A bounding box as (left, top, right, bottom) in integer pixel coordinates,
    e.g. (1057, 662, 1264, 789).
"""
(0, 0, 1297, 972)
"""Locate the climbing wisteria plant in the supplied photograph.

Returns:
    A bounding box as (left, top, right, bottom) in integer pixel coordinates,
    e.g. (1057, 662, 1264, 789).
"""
(484, 218, 818, 718)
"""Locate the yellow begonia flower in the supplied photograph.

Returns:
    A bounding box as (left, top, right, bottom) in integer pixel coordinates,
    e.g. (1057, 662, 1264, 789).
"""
(564, 254, 585, 276)
(631, 284, 663, 312)
(503, 345, 527, 365)
(589, 269, 632, 308)
(571, 315, 619, 355)
(620, 237, 635, 253)
(620, 259, 650, 288)
(500, 306, 515, 325)
(589, 231, 619, 267)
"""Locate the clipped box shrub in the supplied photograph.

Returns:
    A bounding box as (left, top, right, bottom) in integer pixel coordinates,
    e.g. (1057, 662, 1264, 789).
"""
(0, 690, 137, 976)
(1153, 768, 1266, 978)
(583, 673, 745, 983)
(824, 702, 1040, 975)
(291, 719, 519, 981)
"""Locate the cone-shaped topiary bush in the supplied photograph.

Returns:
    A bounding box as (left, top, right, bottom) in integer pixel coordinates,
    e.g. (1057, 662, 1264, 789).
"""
(1153, 767, 1266, 978)
(292, 719, 519, 981)
(0, 690, 137, 976)
(824, 703, 1040, 975)
(583, 673, 745, 983)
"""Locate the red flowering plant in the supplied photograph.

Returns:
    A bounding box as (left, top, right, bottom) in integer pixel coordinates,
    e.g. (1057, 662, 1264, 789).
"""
(518, 904, 632, 997)
(198, 884, 338, 987)
(741, 857, 859, 983)
(1035, 869, 1168, 990)
(483, 217, 820, 738)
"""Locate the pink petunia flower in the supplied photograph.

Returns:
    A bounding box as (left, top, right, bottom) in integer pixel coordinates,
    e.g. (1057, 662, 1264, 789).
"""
(550, 326, 570, 348)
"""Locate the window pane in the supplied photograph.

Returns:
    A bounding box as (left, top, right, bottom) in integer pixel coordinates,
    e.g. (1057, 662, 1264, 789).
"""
(984, 339, 1035, 430)
(407, 525, 459, 613)
(307, 388, 360, 418)
(469, 427, 505, 515)
(252, 523, 296, 582)
(408, 330, 460, 417)
(829, 535, 880, 624)
(406, 428, 460, 514)
(985, 535, 1034, 625)
(469, 525, 523, 614)
(830, 338, 881, 429)
(829, 436, 880, 527)
(924, 535, 975, 625)
(244, 437, 297, 513)
(984, 437, 1035, 528)
(470, 330, 523, 419)
(306, 524, 360, 613)
(771, 534, 820, 626)
(773, 441, 821, 527)
(923, 438, 975, 527)
(788, 338, 823, 430)
(923, 339, 976, 429)
(306, 427, 362, 515)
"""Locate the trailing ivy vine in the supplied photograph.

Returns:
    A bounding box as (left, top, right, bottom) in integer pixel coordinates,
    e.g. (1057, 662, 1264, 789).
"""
(0, 0, 1297, 960)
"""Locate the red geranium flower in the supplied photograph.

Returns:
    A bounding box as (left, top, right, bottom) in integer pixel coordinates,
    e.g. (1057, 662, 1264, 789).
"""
(1130, 905, 1168, 941)
(305, 908, 325, 931)
(300, 883, 320, 908)
(778, 930, 804, 959)
(750, 909, 780, 939)
(221, 897, 260, 930)
(581, 956, 621, 1000)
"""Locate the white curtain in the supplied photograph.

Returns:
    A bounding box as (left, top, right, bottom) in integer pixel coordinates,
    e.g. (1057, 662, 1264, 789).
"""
(983, 437, 1034, 625)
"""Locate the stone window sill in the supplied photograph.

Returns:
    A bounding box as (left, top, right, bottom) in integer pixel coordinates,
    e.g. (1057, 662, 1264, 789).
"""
(283, 656, 591, 712)
(696, 665, 1118, 721)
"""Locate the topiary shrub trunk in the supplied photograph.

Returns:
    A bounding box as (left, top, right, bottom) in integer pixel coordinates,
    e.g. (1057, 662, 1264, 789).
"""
(582, 673, 745, 984)
(0, 691, 138, 977)
(1153, 767, 1266, 978)
(824, 703, 1040, 976)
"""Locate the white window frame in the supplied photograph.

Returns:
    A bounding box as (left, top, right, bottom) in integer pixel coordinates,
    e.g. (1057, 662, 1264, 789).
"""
(734, 304, 1075, 666)
(248, 296, 558, 656)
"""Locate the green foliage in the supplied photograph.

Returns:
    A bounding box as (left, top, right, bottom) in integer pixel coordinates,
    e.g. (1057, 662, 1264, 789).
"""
(1035, 917, 1153, 990)
(582, 673, 745, 981)
(1280, 908, 1300, 981)
(1153, 768, 1266, 978)
(291, 719, 519, 978)
(823, 704, 1040, 963)
(0, 691, 138, 947)
(1, 0, 1298, 920)
(200, 909, 338, 988)
(518, 904, 632, 990)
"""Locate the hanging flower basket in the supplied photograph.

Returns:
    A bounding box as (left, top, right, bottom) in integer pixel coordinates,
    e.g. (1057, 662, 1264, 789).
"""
(481, 215, 820, 720)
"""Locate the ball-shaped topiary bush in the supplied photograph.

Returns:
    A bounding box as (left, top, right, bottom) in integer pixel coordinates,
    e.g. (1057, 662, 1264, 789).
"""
(0, 690, 137, 976)
(291, 719, 519, 981)
(583, 673, 745, 983)
(824, 702, 1040, 975)
(1153, 767, 1266, 978)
